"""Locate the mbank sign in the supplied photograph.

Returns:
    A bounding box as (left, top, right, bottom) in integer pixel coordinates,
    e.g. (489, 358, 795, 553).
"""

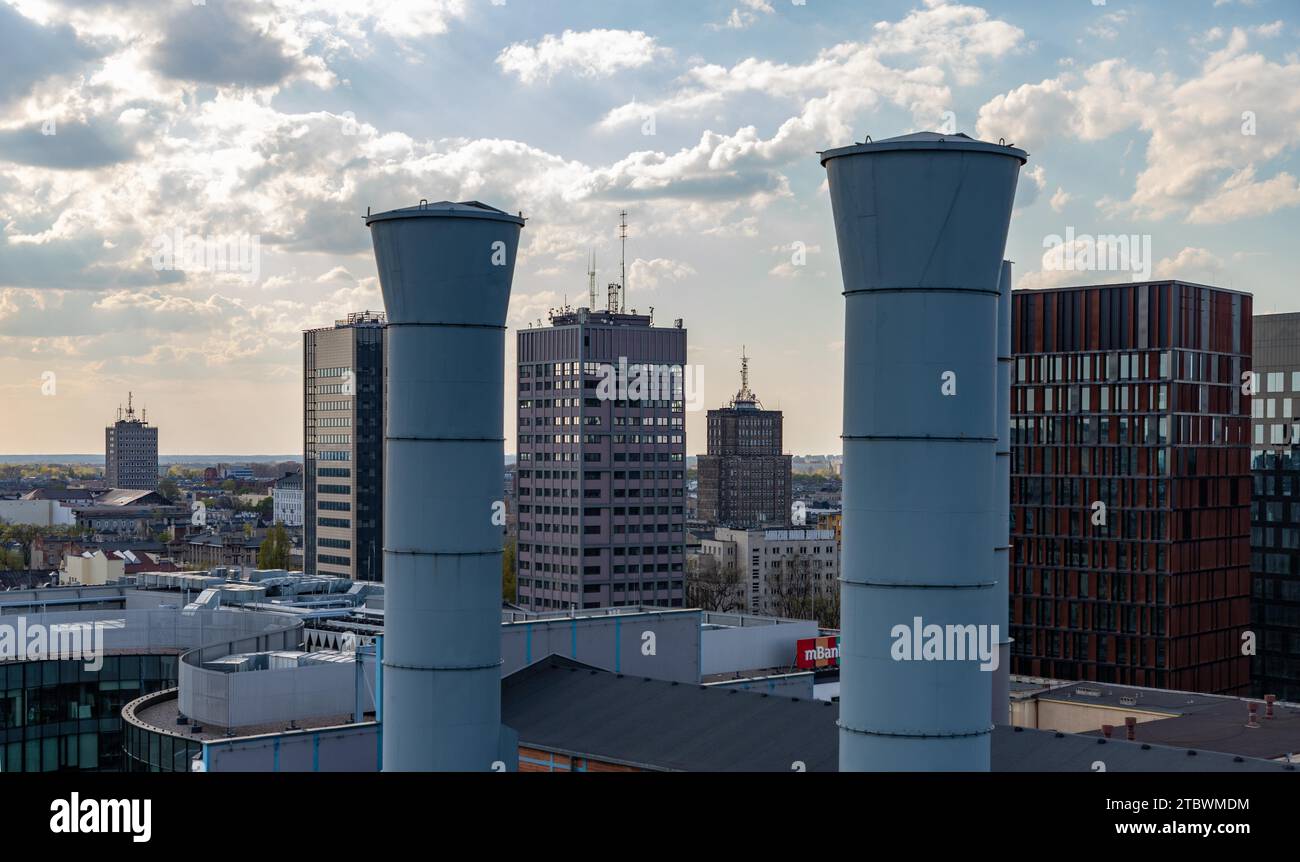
(796, 636, 839, 669)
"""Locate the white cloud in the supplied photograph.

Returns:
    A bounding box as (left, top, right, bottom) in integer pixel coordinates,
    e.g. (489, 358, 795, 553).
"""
(1154, 246, 1225, 282)
(977, 28, 1300, 224)
(710, 0, 776, 31)
(1050, 187, 1072, 212)
(497, 29, 666, 84)
(627, 257, 696, 290)
(602, 2, 1023, 132)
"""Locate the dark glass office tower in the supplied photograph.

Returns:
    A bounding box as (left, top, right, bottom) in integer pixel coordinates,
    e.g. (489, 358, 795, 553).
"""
(515, 307, 687, 610)
(1248, 312, 1300, 699)
(1250, 449, 1300, 700)
(1010, 282, 1251, 694)
(303, 311, 386, 581)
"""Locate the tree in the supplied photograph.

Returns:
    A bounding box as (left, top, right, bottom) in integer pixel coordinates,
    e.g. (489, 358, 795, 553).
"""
(159, 478, 180, 501)
(502, 537, 517, 603)
(765, 552, 840, 627)
(0, 523, 43, 570)
(686, 554, 744, 612)
(257, 523, 291, 570)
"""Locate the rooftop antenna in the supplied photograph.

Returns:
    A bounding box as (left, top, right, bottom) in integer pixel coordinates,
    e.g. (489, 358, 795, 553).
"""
(619, 209, 628, 313)
(126, 391, 134, 421)
(588, 251, 597, 310)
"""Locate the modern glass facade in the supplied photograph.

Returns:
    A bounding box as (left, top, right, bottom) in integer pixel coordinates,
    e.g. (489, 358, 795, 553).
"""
(1249, 449, 1300, 701)
(304, 312, 387, 582)
(122, 689, 203, 773)
(0, 654, 177, 772)
(1010, 282, 1252, 695)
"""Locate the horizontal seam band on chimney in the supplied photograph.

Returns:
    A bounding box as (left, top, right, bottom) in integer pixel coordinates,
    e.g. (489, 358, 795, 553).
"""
(385, 436, 506, 443)
(384, 549, 501, 557)
(843, 287, 1001, 297)
(382, 660, 504, 672)
(839, 579, 996, 590)
(838, 722, 994, 739)
(841, 434, 998, 443)
(387, 322, 508, 331)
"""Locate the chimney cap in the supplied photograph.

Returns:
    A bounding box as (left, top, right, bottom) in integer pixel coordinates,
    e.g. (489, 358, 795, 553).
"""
(365, 200, 526, 227)
(819, 131, 1029, 167)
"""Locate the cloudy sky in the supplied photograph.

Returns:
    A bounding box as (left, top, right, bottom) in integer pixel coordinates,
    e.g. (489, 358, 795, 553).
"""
(1, 0, 1297, 456)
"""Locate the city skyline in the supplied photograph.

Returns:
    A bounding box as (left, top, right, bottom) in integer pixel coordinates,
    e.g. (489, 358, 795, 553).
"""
(2, 0, 1299, 455)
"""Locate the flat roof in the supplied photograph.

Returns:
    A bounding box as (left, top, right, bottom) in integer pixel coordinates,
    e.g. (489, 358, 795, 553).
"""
(503, 659, 1293, 772)
(1013, 279, 1252, 298)
(134, 692, 359, 742)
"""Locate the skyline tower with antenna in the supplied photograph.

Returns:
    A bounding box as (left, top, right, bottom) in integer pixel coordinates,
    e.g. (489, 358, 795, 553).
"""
(697, 347, 793, 544)
(106, 391, 159, 491)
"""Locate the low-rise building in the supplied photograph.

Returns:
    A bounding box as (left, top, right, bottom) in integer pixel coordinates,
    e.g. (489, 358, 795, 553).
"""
(696, 526, 839, 623)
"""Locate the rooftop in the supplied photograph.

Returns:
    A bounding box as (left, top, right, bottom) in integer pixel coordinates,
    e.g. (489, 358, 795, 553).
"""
(1012, 279, 1251, 298)
(503, 659, 1294, 772)
(820, 131, 1028, 166)
(364, 199, 525, 226)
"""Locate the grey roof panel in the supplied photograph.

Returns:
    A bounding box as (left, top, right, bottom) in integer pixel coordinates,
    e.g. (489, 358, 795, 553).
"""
(502, 659, 1294, 772)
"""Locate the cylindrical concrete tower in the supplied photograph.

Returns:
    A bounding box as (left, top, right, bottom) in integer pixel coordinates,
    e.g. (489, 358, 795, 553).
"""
(820, 133, 1026, 771)
(366, 200, 524, 772)
(992, 259, 1013, 725)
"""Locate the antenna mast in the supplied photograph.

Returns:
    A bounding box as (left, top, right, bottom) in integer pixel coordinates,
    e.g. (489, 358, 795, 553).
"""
(588, 251, 597, 310)
(619, 209, 628, 313)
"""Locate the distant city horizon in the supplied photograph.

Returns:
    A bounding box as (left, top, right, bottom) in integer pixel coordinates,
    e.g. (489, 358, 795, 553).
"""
(0, 452, 848, 463)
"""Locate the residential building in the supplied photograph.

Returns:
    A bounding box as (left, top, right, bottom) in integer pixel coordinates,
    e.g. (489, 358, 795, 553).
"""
(63, 550, 126, 585)
(696, 350, 792, 528)
(515, 304, 687, 610)
(105, 393, 158, 491)
(696, 526, 839, 621)
(303, 312, 386, 581)
(1011, 281, 1252, 694)
(273, 470, 304, 527)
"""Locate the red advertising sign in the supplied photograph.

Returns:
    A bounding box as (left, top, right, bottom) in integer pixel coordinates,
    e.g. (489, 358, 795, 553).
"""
(796, 636, 840, 669)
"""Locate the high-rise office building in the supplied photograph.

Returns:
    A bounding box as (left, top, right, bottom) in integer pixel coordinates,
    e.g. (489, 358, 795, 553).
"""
(303, 312, 386, 582)
(515, 304, 687, 611)
(697, 350, 792, 528)
(1250, 312, 1300, 456)
(1249, 448, 1300, 701)
(105, 393, 158, 491)
(1010, 281, 1251, 695)
(1247, 312, 1300, 699)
